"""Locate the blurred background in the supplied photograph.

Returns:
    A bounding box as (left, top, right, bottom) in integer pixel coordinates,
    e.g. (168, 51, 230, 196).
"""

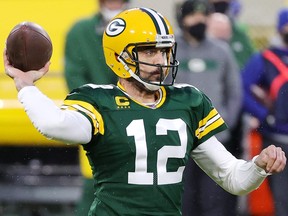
(0, 0, 287, 215)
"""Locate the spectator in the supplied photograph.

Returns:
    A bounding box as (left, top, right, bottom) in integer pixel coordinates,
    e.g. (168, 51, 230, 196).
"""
(209, 0, 255, 70)
(241, 8, 288, 216)
(175, 1, 242, 215)
(207, 12, 232, 42)
(64, 0, 129, 215)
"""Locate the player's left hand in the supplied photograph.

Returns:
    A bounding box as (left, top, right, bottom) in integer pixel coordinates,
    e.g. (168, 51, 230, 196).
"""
(254, 145, 286, 174)
(4, 49, 50, 92)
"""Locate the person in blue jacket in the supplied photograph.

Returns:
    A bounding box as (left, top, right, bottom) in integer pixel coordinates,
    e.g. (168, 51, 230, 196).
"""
(241, 8, 288, 216)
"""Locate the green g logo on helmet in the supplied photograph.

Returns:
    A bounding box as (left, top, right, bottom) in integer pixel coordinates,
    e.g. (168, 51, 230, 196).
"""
(105, 18, 126, 36)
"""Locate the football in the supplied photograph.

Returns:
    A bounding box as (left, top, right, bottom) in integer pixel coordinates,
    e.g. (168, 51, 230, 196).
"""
(6, 21, 53, 72)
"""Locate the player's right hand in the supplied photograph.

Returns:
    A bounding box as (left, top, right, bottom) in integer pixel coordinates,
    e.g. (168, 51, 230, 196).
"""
(3, 49, 50, 92)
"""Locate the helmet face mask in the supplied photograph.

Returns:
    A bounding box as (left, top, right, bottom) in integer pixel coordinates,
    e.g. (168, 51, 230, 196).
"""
(103, 7, 179, 91)
(119, 42, 178, 89)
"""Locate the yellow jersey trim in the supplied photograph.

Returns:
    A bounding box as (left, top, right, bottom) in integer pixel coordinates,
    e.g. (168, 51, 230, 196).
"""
(117, 82, 167, 109)
(62, 100, 104, 135)
(195, 108, 224, 139)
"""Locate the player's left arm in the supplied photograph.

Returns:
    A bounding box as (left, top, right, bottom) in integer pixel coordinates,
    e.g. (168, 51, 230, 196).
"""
(191, 136, 286, 195)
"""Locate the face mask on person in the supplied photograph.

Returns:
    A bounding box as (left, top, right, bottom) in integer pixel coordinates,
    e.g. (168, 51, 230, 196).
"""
(212, 2, 229, 14)
(186, 23, 207, 41)
(101, 7, 124, 23)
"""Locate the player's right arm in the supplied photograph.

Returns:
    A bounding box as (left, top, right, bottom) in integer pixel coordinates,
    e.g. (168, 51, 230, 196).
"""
(4, 50, 49, 91)
(18, 86, 92, 144)
(4, 50, 92, 144)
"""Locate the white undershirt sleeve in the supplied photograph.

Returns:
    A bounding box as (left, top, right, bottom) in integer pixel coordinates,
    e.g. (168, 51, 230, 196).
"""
(191, 136, 269, 195)
(18, 86, 92, 144)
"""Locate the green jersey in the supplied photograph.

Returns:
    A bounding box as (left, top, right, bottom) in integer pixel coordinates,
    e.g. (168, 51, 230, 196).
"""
(62, 83, 227, 216)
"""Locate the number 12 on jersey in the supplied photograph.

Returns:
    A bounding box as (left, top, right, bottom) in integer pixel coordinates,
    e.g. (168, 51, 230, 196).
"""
(127, 118, 187, 185)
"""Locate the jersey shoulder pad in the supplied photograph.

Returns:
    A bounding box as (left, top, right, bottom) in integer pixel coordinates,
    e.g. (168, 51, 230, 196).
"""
(169, 83, 207, 107)
(68, 83, 115, 95)
(65, 84, 117, 103)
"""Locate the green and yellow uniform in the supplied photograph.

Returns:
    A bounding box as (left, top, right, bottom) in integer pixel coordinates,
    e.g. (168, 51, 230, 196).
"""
(62, 83, 227, 215)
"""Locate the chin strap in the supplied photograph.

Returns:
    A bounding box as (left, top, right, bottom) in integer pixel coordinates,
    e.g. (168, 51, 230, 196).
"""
(118, 55, 161, 91)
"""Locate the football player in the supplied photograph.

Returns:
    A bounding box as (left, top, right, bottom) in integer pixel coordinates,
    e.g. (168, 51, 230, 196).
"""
(4, 7, 286, 216)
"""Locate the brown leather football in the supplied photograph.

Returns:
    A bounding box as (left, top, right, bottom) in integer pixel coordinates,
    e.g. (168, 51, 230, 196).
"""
(6, 21, 53, 72)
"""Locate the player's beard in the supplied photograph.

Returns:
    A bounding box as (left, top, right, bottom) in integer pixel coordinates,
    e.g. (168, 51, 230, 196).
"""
(128, 67, 164, 93)
(127, 77, 157, 94)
